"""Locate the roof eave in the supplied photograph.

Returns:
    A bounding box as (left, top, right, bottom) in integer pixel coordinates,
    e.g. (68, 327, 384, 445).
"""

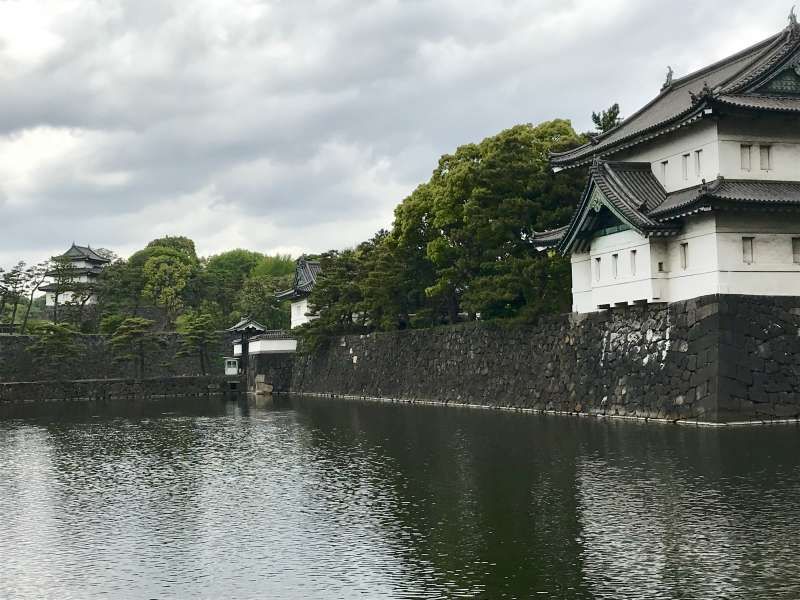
(551, 103, 712, 170)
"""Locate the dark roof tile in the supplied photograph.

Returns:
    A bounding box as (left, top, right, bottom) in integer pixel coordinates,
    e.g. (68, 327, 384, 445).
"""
(552, 27, 796, 167)
(650, 179, 800, 218)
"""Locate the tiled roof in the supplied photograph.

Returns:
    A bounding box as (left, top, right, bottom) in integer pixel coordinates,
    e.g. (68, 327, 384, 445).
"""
(276, 256, 322, 300)
(552, 24, 800, 168)
(714, 94, 800, 111)
(58, 243, 111, 263)
(226, 316, 267, 333)
(249, 330, 296, 342)
(557, 161, 679, 253)
(651, 179, 800, 218)
(532, 225, 569, 248)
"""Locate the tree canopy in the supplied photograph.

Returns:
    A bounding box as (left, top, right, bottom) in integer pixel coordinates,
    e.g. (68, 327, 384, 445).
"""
(7, 116, 588, 344)
(302, 119, 587, 343)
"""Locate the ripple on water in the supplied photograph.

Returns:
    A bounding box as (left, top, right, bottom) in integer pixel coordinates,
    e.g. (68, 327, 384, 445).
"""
(0, 399, 799, 599)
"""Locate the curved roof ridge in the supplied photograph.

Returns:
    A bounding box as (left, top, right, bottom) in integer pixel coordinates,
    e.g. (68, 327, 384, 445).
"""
(553, 32, 780, 160)
(552, 26, 793, 168)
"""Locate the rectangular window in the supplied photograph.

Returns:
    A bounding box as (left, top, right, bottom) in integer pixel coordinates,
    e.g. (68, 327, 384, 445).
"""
(741, 144, 752, 171)
(680, 243, 688, 270)
(612, 254, 619, 279)
(658, 261, 665, 273)
(760, 145, 771, 171)
(630, 249, 637, 276)
(742, 237, 754, 264)
(793, 238, 800, 264)
(595, 257, 601, 282)
(660, 160, 668, 183)
(682, 154, 690, 180)
(694, 150, 703, 177)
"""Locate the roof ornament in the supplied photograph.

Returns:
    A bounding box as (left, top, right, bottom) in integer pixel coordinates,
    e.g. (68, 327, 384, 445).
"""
(689, 81, 715, 104)
(662, 66, 674, 90)
(790, 5, 798, 27)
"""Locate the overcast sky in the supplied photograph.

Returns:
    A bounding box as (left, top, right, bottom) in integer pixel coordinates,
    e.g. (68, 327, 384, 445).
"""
(0, 0, 792, 267)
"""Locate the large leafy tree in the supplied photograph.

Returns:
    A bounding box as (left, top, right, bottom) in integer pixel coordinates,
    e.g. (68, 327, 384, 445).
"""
(201, 249, 265, 325)
(142, 250, 193, 328)
(421, 120, 585, 321)
(236, 274, 292, 330)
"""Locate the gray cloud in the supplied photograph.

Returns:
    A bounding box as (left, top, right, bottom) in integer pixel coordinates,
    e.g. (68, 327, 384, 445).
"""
(0, 0, 792, 267)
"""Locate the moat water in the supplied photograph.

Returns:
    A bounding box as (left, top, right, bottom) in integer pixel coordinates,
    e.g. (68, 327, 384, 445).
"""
(1, 396, 799, 599)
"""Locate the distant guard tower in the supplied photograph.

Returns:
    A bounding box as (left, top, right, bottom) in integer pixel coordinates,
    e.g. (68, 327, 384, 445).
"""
(276, 256, 322, 328)
(40, 243, 110, 308)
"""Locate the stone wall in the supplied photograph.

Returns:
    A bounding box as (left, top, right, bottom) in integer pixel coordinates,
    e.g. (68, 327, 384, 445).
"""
(0, 375, 234, 410)
(248, 353, 295, 392)
(0, 332, 236, 383)
(717, 295, 800, 420)
(254, 295, 800, 424)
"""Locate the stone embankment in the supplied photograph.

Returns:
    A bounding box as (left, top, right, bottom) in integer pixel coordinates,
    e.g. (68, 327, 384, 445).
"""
(0, 332, 236, 382)
(0, 376, 233, 407)
(255, 295, 800, 424)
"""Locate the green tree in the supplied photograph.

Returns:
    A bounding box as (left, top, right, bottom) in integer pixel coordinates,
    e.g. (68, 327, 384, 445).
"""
(27, 322, 81, 380)
(2, 262, 26, 326)
(47, 256, 79, 325)
(250, 254, 295, 279)
(19, 262, 48, 334)
(421, 120, 585, 321)
(145, 236, 198, 262)
(142, 252, 192, 328)
(236, 274, 292, 330)
(176, 311, 219, 375)
(110, 317, 159, 379)
(591, 103, 621, 133)
(96, 258, 142, 318)
(303, 249, 367, 344)
(201, 249, 264, 325)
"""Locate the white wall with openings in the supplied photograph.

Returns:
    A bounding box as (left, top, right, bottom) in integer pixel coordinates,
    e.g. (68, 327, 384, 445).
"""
(718, 114, 800, 182)
(612, 120, 719, 193)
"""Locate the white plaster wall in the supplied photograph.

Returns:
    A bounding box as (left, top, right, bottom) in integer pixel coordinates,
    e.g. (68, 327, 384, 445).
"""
(612, 120, 719, 193)
(661, 213, 720, 303)
(587, 229, 656, 309)
(571, 252, 593, 313)
(715, 212, 800, 296)
(569, 212, 800, 313)
(250, 339, 298, 354)
(718, 114, 800, 182)
(233, 339, 298, 356)
(44, 291, 98, 307)
(291, 298, 318, 329)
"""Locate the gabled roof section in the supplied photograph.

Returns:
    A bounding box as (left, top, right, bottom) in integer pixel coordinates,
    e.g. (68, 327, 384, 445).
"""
(227, 316, 267, 333)
(650, 179, 800, 219)
(552, 19, 800, 169)
(532, 225, 569, 249)
(557, 161, 678, 253)
(275, 256, 322, 300)
(57, 243, 111, 263)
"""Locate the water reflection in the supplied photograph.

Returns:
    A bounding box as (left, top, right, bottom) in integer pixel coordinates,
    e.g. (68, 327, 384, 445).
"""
(0, 397, 798, 599)
(576, 422, 800, 600)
